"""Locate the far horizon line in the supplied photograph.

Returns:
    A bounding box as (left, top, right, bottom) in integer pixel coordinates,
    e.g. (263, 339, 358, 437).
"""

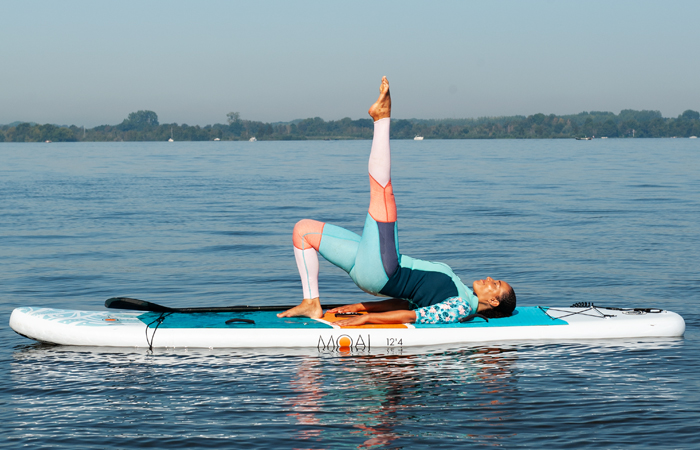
(3, 107, 698, 129)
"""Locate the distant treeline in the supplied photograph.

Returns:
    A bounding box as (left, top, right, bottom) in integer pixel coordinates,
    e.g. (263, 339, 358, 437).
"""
(2, 108, 699, 142)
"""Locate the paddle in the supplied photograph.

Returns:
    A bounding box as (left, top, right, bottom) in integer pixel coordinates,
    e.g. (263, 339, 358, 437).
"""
(105, 297, 346, 313)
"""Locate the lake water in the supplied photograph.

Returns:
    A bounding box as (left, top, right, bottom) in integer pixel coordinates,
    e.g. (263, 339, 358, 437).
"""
(1, 138, 699, 449)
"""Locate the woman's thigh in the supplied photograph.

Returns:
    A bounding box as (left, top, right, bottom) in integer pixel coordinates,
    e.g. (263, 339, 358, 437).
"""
(350, 214, 399, 295)
(317, 223, 361, 274)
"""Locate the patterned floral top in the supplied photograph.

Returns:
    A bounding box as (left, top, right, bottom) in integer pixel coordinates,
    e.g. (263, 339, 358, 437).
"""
(414, 296, 473, 324)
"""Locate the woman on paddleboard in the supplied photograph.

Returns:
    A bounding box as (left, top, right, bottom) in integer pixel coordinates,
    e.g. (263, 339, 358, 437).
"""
(278, 77, 515, 326)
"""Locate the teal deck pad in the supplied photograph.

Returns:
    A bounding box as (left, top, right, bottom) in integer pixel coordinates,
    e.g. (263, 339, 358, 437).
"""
(138, 307, 566, 329)
(138, 311, 333, 329)
(413, 307, 568, 328)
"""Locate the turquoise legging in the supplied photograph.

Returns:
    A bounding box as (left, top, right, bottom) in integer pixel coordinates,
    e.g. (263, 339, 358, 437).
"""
(317, 215, 399, 295)
(292, 118, 399, 299)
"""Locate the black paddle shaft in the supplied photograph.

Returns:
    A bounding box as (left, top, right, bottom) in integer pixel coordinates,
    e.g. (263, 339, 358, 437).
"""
(105, 297, 346, 313)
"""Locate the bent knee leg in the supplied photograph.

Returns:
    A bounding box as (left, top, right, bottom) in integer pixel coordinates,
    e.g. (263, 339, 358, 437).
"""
(293, 219, 325, 251)
(351, 214, 398, 295)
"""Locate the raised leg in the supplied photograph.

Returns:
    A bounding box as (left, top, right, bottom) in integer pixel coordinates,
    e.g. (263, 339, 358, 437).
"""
(279, 77, 396, 318)
(351, 77, 400, 292)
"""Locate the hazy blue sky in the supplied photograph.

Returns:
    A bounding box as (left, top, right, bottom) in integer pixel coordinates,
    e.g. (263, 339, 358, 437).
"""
(2, 0, 699, 126)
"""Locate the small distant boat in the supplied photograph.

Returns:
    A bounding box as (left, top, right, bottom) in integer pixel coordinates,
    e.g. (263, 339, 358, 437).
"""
(413, 136, 424, 141)
(601, 137, 608, 139)
(575, 137, 592, 140)
(690, 136, 698, 139)
(168, 128, 174, 142)
(44, 140, 52, 143)
(249, 137, 257, 142)
(214, 138, 220, 141)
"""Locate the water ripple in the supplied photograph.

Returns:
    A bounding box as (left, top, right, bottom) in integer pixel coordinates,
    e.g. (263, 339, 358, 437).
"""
(2, 140, 699, 448)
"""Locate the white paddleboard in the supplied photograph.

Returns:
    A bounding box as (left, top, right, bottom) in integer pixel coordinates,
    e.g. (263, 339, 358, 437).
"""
(9, 305, 685, 349)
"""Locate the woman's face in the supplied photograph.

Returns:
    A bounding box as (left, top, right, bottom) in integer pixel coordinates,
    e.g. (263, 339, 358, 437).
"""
(473, 277, 512, 309)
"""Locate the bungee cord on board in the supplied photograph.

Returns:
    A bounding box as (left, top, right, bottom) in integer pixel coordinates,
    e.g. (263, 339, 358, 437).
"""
(541, 303, 664, 321)
(145, 312, 171, 351)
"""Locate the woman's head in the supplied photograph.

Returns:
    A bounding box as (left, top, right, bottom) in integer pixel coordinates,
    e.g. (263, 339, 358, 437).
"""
(473, 277, 516, 318)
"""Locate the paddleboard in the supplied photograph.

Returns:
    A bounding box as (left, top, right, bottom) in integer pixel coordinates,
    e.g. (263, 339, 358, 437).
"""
(10, 305, 685, 349)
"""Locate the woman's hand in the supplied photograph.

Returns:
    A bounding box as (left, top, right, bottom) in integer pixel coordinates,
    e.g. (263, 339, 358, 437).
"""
(327, 299, 410, 315)
(327, 303, 366, 314)
(334, 314, 371, 327)
(334, 310, 417, 327)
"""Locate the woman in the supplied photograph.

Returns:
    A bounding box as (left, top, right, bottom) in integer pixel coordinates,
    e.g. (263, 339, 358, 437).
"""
(278, 77, 515, 326)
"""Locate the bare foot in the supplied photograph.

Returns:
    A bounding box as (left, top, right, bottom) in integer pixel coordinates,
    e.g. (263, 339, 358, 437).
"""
(277, 297, 323, 319)
(368, 76, 391, 121)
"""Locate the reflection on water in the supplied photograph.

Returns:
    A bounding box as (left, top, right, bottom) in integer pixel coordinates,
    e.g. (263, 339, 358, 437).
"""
(8, 339, 689, 448)
(286, 346, 521, 448)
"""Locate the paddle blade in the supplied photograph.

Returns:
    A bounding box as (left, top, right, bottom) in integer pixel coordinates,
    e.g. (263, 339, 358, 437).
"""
(105, 297, 174, 312)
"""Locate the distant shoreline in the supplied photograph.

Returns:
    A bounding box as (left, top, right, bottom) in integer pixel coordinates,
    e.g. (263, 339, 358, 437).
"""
(2, 109, 699, 142)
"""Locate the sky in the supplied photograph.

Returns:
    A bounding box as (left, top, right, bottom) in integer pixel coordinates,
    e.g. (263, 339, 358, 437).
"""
(1, 0, 699, 127)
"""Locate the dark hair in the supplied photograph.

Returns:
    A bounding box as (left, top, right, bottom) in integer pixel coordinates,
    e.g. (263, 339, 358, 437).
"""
(481, 286, 516, 319)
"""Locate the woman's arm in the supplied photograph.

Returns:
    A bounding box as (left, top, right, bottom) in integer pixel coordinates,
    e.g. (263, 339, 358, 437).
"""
(327, 298, 410, 314)
(334, 309, 416, 327)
